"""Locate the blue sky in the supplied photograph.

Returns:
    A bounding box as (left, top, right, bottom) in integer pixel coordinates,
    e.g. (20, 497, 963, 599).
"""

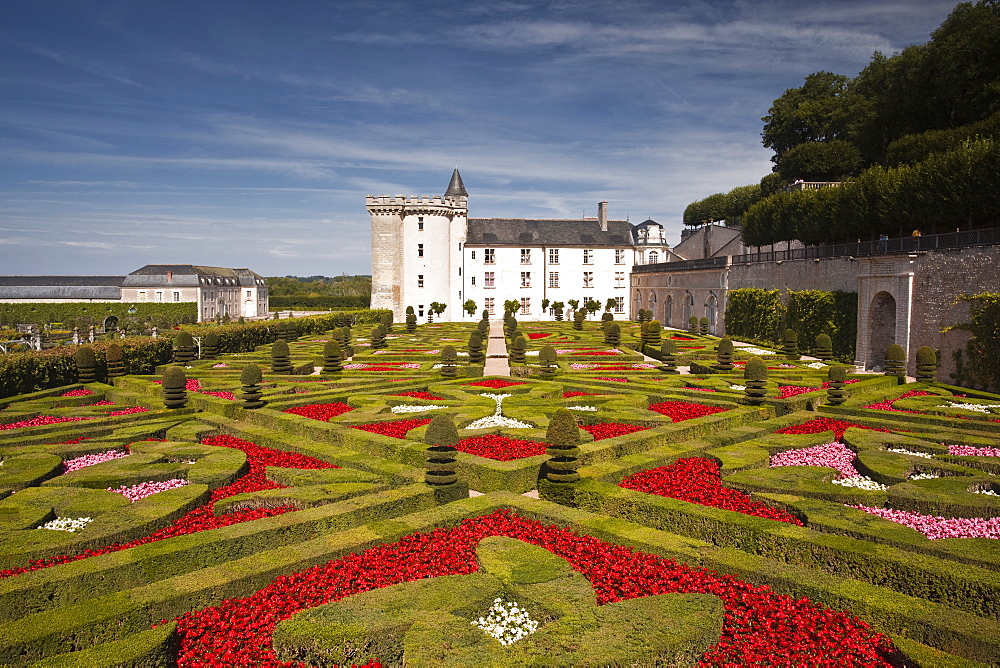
(1, 0, 959, 277)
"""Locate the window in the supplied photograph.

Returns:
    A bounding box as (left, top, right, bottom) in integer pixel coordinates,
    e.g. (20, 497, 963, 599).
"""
(615, 271, 625, 287)
(418, 243, 424, 257)
(418, 275, 424, 288)
(458, 267, 462, 276)
(583, 249, 593, 264)
(615, 249, 625, 264)
(138, 291, 147, 302)
(471, 250, 476, 260)
(458, 242, 462, 251)
(418, 304, 424, 317)
(155, 291, 163, 302)
(583, 272, 593, 288)
(520, 271, 531, 288)
(548, 272, 559, 288)
(614, 296, 625, 314)
(484, 272, 495, 288)
(418, 216, 424, 231)
(548, 248, 559, 264)
(520, 297, 530, 315)
(649, 250, 659, 264)
(521, 248, 531, 264)
(173, 291, 180, 302)
(484, 248, 495, 264)
(246, 290, 252, 299)
(471, 276, 476, 286)
(484, 297, 495, 315)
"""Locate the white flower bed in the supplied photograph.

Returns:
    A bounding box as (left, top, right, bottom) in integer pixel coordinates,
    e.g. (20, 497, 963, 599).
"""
(832, 476, 887, 490)
(938, 401, 1000, 414)
(886, 447, 933, 459)
(736, 346, 775, 355)
(730, 384, 746, 391)
(464, 394, 533, 430)
(803, 362, 828, 369)
(566, 405, 597, 411)
(525, 350, 540, 356)
(38, 516, 93, 532)
(909, 472, 940, 480)
(390, 404, 442, 414)
(974, 488, 999, 496)
(471, 598, 540, 646)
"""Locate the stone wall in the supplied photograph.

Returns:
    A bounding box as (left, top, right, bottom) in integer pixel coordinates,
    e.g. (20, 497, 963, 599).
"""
(729, 256, 859, 293)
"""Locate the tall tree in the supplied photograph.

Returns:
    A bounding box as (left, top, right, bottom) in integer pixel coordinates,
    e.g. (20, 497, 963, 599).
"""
(761, 71, 850, 164)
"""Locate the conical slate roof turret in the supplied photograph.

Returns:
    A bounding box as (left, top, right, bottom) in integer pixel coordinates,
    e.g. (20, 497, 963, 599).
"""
(444, 168, 468, 198)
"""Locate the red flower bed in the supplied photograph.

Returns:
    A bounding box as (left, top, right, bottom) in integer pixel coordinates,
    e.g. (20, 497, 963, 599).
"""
(620, 458, 805, 526)
(173, 510, 895, 666)
(581, 423, 650, 440)
(574, 351, 620, 356)
(593, 377, 628, 383)
(527, 332, 551, 340)
(283, 402, 355, 421)
(775, 418, 892, 442)
(352, 419, 432, 439)
(0, 415, 94, 430)
(649, 401, 727, 422)
(778, 379, 860, 399)
(563, 391, 605, 398)
(1, 436, 335, 579)
(864, 389, 935, 412)
(464, 379, 526, 389)
(392, 391, 444, 400)
(60, 389, 95, 397)
(455, 434, 547, 460)
(686, 387, 717, 392)
(671, 335, 695, 340)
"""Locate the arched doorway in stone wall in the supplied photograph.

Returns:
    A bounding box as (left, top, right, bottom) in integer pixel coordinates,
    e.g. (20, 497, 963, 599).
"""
(868, 291, 897, 371)
(707, 293, 718, 335)
(683, 293, 694, 328)
(634, 291, 642, 317)
(665, 295, 673, 328)
(649, 293, 657, 320)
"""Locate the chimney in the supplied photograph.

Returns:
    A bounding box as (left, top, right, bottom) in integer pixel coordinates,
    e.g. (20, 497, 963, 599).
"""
(598, 201, 608, 232)
(166, 271, 173, 283)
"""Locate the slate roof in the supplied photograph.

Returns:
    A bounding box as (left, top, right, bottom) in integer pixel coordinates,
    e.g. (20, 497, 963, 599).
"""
(0, 276, 125, 300)
(466, 218, 635, 246)
(0, 276, 125, 287)
(444, 169, 468, 198)
(122, 265, 264, 288)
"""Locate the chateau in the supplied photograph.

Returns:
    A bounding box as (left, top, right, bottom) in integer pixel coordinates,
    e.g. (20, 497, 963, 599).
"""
(367, 170, 669, 321)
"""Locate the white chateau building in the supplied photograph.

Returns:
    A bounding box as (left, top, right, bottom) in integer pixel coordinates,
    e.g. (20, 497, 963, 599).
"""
(368, 170, 669, 321)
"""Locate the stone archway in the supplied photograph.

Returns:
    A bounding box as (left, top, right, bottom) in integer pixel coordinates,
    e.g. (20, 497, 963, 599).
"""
(707, 293, 718, 335)
(665, 295, 673, 328)
(868, 291, 897, 371)
(683, 293, 694, 328)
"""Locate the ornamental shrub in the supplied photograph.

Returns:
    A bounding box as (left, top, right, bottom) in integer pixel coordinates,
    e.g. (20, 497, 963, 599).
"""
(573, 311, 584, 330)
(688, 315, 698, 332)
(74, 346, 97, 384)
(380, 313, 393, 334)
(659, 340, 679, 373)
(173, 331, 197, 364)
(271, 339, 293, 374)
(602, 312, 614, 322)
(405, 313, 417, 333)
(915, 346, 938, 383)
(814, 333, 834, 361)
(606, 322, 621, 347)
(509, 336, 527, 365)
(162, 366, 188, 409)
(544, 408, 581, 483)
(744, 357, 768, 405)
(782, 329, 799, 360)
(424, 415, 463, 499)
(202, 332, 220, 359)
(826, 365, 848, 405)
(646, 320, 662, 348)
(538, 345, 558, 378)
(406, 305, 414, 315)
(467, 331, 484, 364)
(105, 343, 124, 380)
(477, 318, 489, 337)
(505, 316, 518, 337)
(322, 341, 343, 373)
(370, 326, 387, 350)
(716, 337, 734, 371)
(885, 344, 907, 378)
(439, 346, 458, 378)
(240, 363, 265, 409)
(699, 317, 710, 335)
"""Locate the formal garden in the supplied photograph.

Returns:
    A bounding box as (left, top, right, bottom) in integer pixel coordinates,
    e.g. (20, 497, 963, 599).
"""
(1, 310, 998, 666)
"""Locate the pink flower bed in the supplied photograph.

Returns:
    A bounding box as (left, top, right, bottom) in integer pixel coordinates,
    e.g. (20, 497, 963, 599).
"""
(593, 377, 628, 383)
(63, 449, 129, 472)
(947, 444, 1000, 457)
(850, 505, 1000, 540)
(108, 478, 189, 502)
(770, 442, 860, 478)
(105, 406, 150, 416)
(87, 400, 116, 406)
(0, 416, 94, 431)
(60, 389, 95, 397)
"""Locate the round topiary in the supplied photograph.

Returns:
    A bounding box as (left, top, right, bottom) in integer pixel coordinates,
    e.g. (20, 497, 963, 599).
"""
(162, 366, 188, 409)
(424, 414, 460, 487)
(173, 330, 197, 364)
(74, 346, 97, 384)
(405, 312, 417, 333)
(406, 305, 415, 315)
(688, 315, 698, 333)
(782, 329, 799, 360)
(602, 312, 613, 322)
(744, 357, 768, 405)
(884, 344, 907, 378)
(659, 340, 678, 373)
(467, 331, 484, 364)
(814, 334, 833, 361)
(538, 345, 558, 378)
(716, 337, 734, 371)
(915, 346, 937, 383)
(322, 340, 343, 373)
(826, 365, 849, 405)
(573, 311, 584, 330)
(105, 343, 125, 380)
(544, 408, 581, 483)
(271, 339, 293, 374)
(699, 317, 709, 335)
(202, 332, 221, 359)
(240, 363, 265, 409)
(509, 336, 527, 365)
(439, 346, 459, 378)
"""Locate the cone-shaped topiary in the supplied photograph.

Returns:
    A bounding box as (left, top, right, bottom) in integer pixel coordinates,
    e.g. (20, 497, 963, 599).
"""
(716, 337, 734, 371)
(405, 312, 417, 333)
(699, 317, 710, 335)
(371, 326, 387, 350)
(505, 316, 518, 337)
(814, 334, 833, 361)
(439, 346, 458, 378)
(481, 309, 489, 320)
(544, 408, 581, 483)
(602, 319, 613, 345)
(202, 332, 220, 359)
(509, 336, 527, 365)
(406, 305, 415, 315)
(885, 344, 907, 378)
(826, 365, 848, 405)
(639, 321, 650, 348)
(538, 345, 558, 378)
(478, 318, 489, 337)
(162, 366, 188, 409)
(271, 339, 293, 374)
(339, 327, 353, 356)
(744, 357, 768, 405)
(915, 346, 937, 383)
(74, 346, 97, 384)
(688, 315, 698, 332)
(782, 329, 799, 360)
(173, 330, 197, 364)
(240, 363, 265, 409)
(322, 340, 343, 373)
(467, 331, 484, 364)
(659, 340, 678, 373)
(424, 414, 466, 502)
(105, 343, 125, 380)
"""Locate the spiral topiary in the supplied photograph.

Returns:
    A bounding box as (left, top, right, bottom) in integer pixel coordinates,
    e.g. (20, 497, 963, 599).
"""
(380, 312, 393, 334)
(370, 326, 387, 350)
(74, 346, 97, 384)
(538, 345, 558, 378)
(173, 330, 197, 364)
(780, 329, 798, 360)
(814, 333, 833, 361)
(699, 317, 709, 335)
(826, 365, 848, 405)
(659, 340, 678, 373)
(544, 408, 581, 483)
(405, 311, 417, 333)
(424, 414, 467, 503)
(240, 363, 265, 409)
(271, 339, 293, 374)
(606, 322, 621, 347)
(162, 366, 188, 409)
(202, 332, 220, 359)
(915, 346, 938, 383)
(744, 357, 768, 405)
(105, 343, 125, 380)
(339, 327, 353, 356)
(716, 337, 734, 371)
(884, 344, 907, 379)
(646, 320, 662, 349)
(509, 336, 527, 365)
(322, 340, 343, 373)
(467, 331, 484, 364)
(439, 346, 459, 378)
(573, 311, 585, 330)
(478, 318, 489, 337)
(688, 315, 698, 333)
